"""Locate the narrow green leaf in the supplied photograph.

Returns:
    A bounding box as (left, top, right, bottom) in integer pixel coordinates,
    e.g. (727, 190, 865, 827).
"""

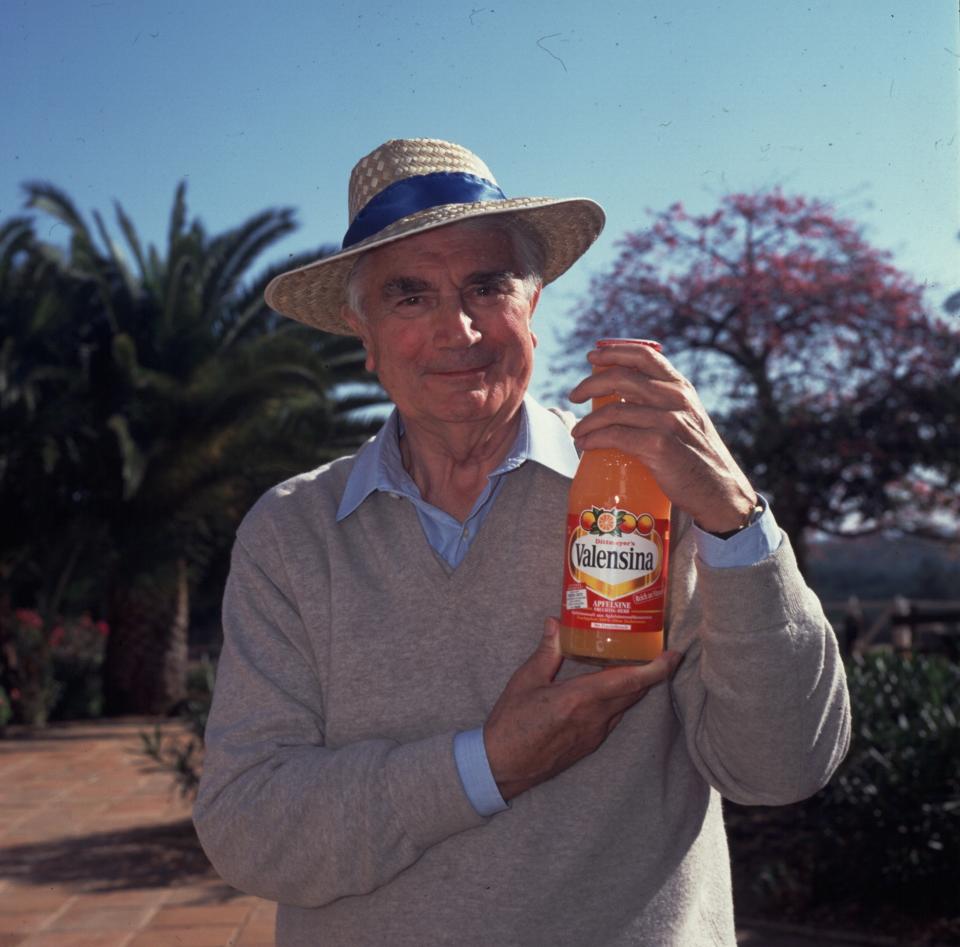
(107, 414, 147, 500)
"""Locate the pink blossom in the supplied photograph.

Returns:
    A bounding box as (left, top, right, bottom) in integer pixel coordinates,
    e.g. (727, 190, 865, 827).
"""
(15, 609, 43, 629)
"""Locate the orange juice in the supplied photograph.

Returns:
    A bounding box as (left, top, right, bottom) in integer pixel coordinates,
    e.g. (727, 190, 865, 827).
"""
(560, 339, 672, 664)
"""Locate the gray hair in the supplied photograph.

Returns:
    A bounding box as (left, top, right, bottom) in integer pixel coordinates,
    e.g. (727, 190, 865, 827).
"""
(344, 214, 546, 321)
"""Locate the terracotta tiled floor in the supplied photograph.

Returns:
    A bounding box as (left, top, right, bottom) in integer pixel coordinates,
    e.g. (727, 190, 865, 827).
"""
(0, 719, 274, 947)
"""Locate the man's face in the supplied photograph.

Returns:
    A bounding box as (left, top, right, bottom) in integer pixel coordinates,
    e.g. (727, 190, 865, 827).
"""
(344, 223, 540, 429)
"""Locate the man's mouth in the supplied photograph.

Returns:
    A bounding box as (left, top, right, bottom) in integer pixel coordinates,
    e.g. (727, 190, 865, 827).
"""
(426, 359, 494, 377)
(433, 367, 486, 376)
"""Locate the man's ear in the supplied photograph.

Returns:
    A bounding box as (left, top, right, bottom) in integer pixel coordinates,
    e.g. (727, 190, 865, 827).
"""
(342, 306, 376, 373)
(528, 285, 542, 348)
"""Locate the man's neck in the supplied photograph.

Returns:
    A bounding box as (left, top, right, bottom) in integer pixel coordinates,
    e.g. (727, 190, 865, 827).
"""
(398, 407, 523, 522)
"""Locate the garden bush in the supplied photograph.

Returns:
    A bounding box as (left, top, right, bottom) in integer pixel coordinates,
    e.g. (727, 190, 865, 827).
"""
(726, 651, 960, 931)
(817, 652, 960, 899)
(0, 685, 11, 731)
(49, 614, 110, 720)
(0, 609, 59, 726)
(141, 656, 215, 797)
(0, 609, 109, 725)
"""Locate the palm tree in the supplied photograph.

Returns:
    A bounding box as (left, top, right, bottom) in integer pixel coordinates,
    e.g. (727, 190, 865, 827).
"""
(12, 183, 385, 714)
(0, 217, 114, 626)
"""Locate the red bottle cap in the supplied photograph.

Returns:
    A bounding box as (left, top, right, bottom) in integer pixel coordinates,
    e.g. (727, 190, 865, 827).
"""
(596, 338, 662, 352)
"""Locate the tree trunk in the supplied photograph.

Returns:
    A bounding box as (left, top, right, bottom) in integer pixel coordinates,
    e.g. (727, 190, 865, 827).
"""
(102, 558, 189, 715)
(769, 499, 809, 580)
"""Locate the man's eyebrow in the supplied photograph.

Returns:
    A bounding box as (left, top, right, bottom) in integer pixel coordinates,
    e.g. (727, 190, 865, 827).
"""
(465, 269, 518, 284)
(379, 271, 517, 298)
(380, 276, 434, 298)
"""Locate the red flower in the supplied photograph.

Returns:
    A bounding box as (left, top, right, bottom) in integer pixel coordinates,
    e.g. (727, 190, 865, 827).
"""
(96, 621, 109, 638)
(15, 609, 43, 630)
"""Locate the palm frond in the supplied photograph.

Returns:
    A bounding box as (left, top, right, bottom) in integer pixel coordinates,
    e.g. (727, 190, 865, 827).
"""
(22, 182, 124, 330)
(0, 216, 34, 261)
(227, 243, 340, 338)
(219, 293, 270, 349)
(200, 208, 297, 318)
(22, 181, 92, 244)
(107, 413, 147, 500)
(93, 209, 139, 303)
(242, 243, 339, 304)
(114, 200, 149, 283)
(0, 217, 35, 293)
(161, 253, 196, 337)
(167, 181, 188, 259)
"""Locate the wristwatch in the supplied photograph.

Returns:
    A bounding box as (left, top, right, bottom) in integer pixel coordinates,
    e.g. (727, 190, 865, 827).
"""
(708, 497, 765, 540)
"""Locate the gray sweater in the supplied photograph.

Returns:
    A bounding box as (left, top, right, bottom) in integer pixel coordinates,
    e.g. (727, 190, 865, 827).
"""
(194, 452, 850, 947)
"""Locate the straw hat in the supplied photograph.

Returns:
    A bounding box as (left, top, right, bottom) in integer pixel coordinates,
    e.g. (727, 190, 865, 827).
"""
(264, 138, 605, 335)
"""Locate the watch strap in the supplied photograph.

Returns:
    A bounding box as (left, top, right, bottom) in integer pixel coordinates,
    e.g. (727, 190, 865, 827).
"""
(708, 498, 765, 540)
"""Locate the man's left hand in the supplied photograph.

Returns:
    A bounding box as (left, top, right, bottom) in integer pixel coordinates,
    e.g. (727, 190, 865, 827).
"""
(568, 342, 756, 534)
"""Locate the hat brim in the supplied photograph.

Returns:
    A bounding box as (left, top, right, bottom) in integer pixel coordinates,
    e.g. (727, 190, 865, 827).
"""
(264, 196, 605, 335)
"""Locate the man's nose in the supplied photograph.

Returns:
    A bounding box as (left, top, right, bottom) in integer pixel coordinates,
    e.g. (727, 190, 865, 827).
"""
(434, 294, 482, 346)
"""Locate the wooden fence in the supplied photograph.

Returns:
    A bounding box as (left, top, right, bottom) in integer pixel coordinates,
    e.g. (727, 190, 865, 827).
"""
(823, 597, 960, 659)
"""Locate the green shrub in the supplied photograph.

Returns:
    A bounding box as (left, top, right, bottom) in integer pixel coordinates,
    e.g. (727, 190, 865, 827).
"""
(49, 614, 109, 720)
(0, 685, 11, 730)
(141, 655, 215, 797)
(819, 652, 960, 896)
(0, 609, 109, 726)
(0, 609, 59, 725)
(726, 652, 960, 924)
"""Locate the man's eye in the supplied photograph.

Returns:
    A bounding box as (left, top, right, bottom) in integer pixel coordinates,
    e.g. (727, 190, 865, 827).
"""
(472, 282, 507, 298)
(398, 295, 423, 307)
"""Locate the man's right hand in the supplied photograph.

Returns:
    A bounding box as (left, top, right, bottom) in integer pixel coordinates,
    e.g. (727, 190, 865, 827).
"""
(484, 618, 681, 801)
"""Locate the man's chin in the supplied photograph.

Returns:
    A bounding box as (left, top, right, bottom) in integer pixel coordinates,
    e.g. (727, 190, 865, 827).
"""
(435, 390, 497, 417)
(418, 388, 515, 424)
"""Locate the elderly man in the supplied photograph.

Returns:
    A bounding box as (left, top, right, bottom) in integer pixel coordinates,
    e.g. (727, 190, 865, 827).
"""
(194, 138, 850, 947)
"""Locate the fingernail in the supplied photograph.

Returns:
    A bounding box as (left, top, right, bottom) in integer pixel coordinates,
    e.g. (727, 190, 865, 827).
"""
(544, 618, 559, 638)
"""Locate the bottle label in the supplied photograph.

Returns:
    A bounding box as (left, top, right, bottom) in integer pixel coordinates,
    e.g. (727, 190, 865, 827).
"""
(562, 507, 669, 633)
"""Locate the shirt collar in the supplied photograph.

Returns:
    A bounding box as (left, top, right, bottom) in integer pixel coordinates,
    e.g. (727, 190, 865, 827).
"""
(336, 394, 580, 522)
(522, 395, 581, 478)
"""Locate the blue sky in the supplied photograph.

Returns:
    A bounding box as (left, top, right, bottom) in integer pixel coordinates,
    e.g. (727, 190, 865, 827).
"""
(3, 0, 957, 398)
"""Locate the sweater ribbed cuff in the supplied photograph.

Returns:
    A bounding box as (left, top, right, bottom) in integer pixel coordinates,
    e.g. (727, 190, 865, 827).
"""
(384, 731, 488, 849)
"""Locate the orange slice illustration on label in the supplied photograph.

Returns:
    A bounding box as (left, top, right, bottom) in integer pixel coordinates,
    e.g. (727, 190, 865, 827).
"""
(596, 511, 617, 533)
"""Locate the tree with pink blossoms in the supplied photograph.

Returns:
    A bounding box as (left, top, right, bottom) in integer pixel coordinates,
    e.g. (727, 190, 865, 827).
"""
(560, 190, 960, 575)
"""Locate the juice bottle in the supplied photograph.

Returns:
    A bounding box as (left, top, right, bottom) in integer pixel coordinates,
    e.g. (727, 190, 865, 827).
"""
(560, 339, 672, 665)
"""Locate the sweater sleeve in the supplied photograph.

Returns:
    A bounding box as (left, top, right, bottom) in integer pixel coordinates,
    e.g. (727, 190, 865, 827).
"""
(667, 528, 851, 806)
(192, 537, 487, 908)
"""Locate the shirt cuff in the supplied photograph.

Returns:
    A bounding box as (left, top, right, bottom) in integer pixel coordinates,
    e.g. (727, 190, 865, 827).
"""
(453, 727, 508, 817)
(692, 495, 782, 568)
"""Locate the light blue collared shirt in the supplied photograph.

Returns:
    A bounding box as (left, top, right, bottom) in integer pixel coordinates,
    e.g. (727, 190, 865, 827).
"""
(336, 395, 781, 816)
(337, 395, 581, 568)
